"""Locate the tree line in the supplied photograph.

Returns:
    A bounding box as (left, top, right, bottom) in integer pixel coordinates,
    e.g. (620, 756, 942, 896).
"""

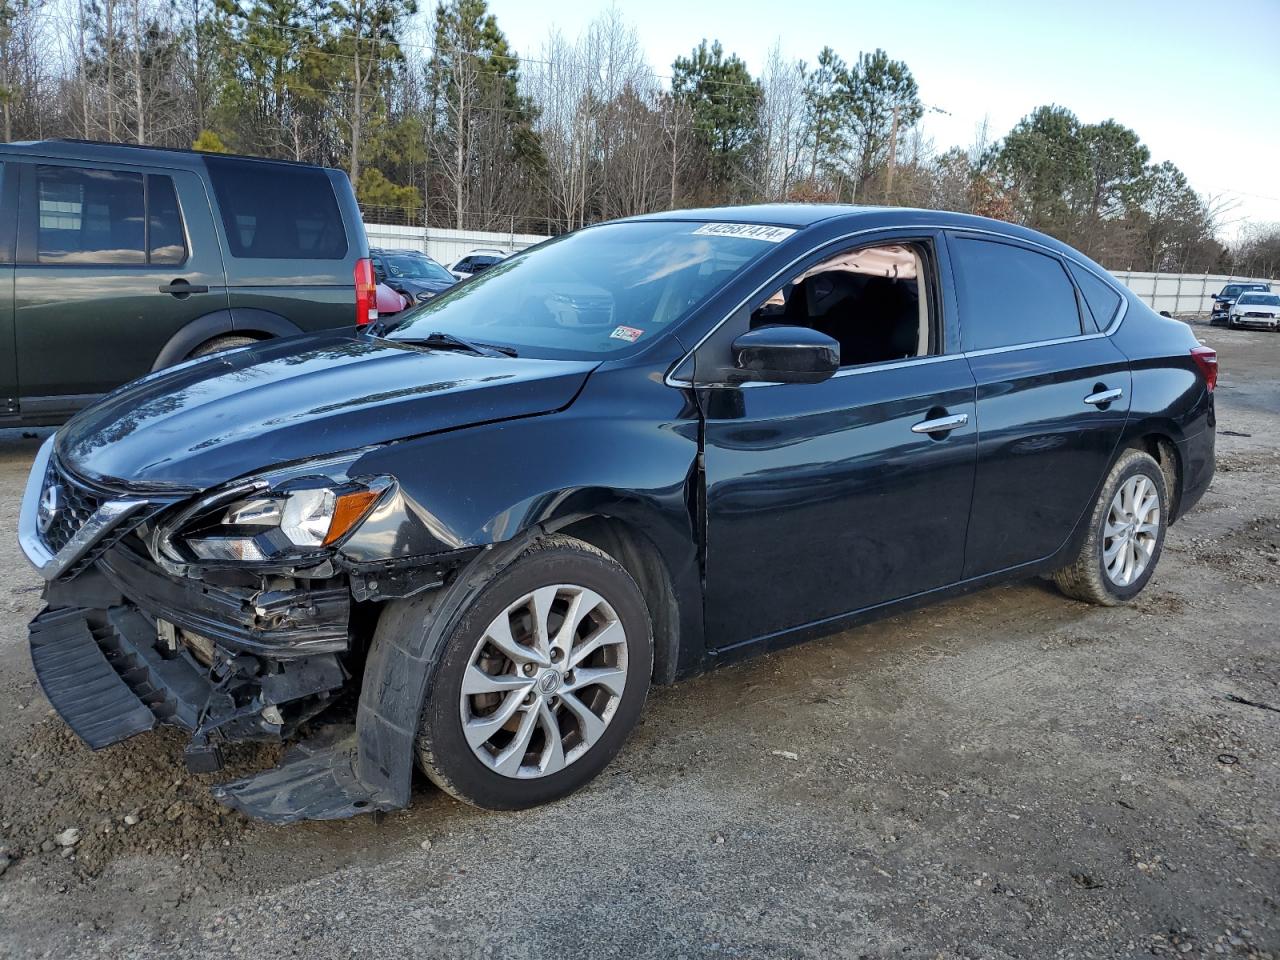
(1, 0, 1274, 275)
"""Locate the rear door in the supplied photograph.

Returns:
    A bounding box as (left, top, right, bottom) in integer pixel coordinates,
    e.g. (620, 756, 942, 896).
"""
(14, 160, 228, 415)
(949, 233, 1131, 578)
(0, 160, 16, 417)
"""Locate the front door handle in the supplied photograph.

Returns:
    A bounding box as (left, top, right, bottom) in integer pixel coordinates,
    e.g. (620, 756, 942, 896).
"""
(159, 279, 209, 297)
(911, 413, 969, 435)
(1084, 387, 1123, 406)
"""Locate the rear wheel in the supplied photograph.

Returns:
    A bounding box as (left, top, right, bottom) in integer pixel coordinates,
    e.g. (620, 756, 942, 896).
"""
(414, 535, 652, 810)
(1053, 448, 1168, 606)
(186, 335, 259, 359)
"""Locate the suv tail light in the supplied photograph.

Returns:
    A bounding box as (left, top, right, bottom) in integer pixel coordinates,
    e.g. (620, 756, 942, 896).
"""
(355, 258, 377, 327)
(1190, 345, 1217, 392)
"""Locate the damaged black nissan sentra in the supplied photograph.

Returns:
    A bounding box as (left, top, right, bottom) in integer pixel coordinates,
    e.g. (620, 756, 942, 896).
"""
(20, 205, 1216, 823)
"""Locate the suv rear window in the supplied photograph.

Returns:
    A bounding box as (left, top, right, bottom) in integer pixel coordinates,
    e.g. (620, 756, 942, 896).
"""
(951, 237, 1083, 351)
(205, 157, 347, 260)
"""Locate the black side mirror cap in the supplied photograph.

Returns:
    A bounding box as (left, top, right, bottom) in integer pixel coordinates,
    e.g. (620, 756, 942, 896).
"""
(731, 325, 840, 385)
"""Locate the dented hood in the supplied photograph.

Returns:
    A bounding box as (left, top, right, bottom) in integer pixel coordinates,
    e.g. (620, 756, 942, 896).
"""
(57, 333, 596, 491)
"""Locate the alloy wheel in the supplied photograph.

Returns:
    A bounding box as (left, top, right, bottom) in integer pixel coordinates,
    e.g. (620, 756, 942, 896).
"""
(1102, 474, 1161, 587)
(459, 584, 628, 779)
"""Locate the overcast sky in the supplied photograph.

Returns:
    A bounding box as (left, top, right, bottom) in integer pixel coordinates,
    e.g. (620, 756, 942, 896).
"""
(488, 0, 1280, 240)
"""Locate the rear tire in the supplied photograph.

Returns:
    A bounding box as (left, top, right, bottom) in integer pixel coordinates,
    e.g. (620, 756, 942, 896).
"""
(1053, 448, 1168, 606)
(413, 534, 653, 810)
(186, 335, 259, 359)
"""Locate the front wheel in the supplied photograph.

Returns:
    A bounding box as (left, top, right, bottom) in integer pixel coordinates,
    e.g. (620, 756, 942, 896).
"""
(1053, 448, 1168, 606)
(414, 535, 653, 810)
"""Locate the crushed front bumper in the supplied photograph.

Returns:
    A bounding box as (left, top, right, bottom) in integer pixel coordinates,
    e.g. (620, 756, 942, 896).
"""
(29, 585, 347, 768)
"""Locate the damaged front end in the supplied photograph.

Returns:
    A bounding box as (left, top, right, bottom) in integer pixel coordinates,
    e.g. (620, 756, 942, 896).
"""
(21, 436, 475, 823)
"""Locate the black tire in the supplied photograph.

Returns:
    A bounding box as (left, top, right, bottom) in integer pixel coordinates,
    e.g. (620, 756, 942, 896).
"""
(1053, 448, 1168, 606)
(414, 534, 653, 810)
(186, 335, 259, 359)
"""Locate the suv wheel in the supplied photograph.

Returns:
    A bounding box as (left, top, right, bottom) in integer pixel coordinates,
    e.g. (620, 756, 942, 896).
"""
(414, 535, 653, 810)
(1053, 448, 1168, 606)
(186, 335, 259, 359)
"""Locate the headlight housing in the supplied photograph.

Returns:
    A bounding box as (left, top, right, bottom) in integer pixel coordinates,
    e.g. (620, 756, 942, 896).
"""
(156, 453, 393, 569)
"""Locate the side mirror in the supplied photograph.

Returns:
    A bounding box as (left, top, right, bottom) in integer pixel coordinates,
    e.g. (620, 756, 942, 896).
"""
(731, 325, 840, 384)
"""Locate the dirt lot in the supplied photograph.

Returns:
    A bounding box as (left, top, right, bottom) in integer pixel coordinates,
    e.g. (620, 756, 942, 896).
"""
(0, 317, 1276, 959)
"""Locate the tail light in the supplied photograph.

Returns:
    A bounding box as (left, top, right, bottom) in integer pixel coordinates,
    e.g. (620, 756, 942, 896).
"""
(1190, 345, 1217, 392)
(354, 258, 377, 327)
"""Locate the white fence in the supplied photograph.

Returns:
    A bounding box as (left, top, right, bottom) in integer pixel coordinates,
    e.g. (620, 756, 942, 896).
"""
(364, 222, 1276, 316)
(1109, 271, 1276, 315)
(364, 223, 549, 267)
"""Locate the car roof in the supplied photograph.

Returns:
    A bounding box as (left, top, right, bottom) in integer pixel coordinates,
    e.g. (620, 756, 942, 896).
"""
(616, 203, 1087, 257)
(0, 139, 342, 174)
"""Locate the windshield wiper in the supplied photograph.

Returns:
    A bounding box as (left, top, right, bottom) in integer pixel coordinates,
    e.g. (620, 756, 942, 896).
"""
(398, 331, 518, 358)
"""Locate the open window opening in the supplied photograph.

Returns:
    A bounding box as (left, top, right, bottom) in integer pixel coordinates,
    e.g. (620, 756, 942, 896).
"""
(751, 242, 936, 368)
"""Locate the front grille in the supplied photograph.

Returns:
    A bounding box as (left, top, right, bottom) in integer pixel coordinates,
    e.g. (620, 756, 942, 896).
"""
(40, 459, 107, 554)
(1244, 312, 1273, 319)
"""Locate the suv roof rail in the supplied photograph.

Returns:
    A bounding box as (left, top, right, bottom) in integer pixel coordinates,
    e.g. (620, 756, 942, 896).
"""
(40, 138, 339, 171)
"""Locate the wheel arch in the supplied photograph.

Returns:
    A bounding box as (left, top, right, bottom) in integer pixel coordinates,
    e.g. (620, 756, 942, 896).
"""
(548, 512, 684, 686)
(151, 309, 304, 370)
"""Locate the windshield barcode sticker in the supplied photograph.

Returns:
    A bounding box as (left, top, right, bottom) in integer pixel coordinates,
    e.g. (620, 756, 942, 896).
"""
(692, 223, 796, 243)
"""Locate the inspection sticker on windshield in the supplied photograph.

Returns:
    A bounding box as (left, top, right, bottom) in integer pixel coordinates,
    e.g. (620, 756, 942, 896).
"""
(692, 222, 796, 243)
(610, 325, 645, 343)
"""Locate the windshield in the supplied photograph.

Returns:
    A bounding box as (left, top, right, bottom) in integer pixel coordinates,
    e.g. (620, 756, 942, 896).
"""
(383, 254, 454, 283)
(385, 221, 777, 359)
(1238, 293, 1280, 306)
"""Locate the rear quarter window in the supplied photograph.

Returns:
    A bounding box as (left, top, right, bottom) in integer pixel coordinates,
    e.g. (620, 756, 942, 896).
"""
(1068, 263, 1122, 330)
(951, 237, 1083, 351)
(205, 157, 347, 260)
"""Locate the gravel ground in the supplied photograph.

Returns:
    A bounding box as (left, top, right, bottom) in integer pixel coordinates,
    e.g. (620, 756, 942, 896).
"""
(0, 317, 1276, 959)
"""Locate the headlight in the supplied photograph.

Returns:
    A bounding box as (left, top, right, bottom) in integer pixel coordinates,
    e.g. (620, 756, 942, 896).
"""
(416, 290, 436, 303)
(157, 454, 392, 568)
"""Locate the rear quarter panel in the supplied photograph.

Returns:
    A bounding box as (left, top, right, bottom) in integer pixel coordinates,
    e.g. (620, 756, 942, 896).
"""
(1108, 293, 1215, 516)
(212, 168, 367, 334)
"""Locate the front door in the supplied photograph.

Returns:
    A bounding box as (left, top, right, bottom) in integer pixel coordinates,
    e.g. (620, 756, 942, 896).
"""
(947, 233, 1132, 577)
(14, 161, 228, 418)
(697, 237, 978, 651)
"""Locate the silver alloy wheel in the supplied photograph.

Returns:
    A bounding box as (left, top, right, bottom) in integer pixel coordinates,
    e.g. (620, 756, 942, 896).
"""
(1102, 474, 1161, 587)
(459, 584, 628, 779)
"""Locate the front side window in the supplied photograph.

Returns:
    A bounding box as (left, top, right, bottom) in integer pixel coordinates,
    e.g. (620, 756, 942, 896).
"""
(388, 221, 771, 359)
(951, 237, 1082, 351)
(750, 242, 935, 367)
(37, 165, 145, 264)
(205, 157, 347, 260)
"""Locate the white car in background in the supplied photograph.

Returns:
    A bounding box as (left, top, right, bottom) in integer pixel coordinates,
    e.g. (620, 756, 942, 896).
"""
(448, 247, 512, 280)
(1228, 292, 1280, 331)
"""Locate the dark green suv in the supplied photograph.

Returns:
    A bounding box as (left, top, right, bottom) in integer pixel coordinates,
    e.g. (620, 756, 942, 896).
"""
(0, 140, 372, 426)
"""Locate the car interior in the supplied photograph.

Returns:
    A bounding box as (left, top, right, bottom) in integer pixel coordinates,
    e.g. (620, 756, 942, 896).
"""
(751, 243, 932, 367)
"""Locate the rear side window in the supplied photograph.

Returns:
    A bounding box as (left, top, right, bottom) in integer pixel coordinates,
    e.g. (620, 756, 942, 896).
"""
(205, 157, 347, 260)
(37, 165, 145, 264)
(951, 237, 1082, 351)
(1068, 263, 1122, 331)
(147, 175, 187, 265)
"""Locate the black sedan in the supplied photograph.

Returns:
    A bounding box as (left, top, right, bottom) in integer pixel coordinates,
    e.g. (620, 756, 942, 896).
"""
(20, 205, 1216, 822)
(369, 247, 457, 304)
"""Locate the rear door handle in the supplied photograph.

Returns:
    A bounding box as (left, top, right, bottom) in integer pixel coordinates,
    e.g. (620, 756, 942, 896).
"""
(911, 413, 969, 434)
(1084, 387, 1123, 406)
(159, 280, 209, 296)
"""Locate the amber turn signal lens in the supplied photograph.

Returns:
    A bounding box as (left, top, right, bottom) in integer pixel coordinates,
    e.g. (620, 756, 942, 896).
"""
(322, 489, 381, 545)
